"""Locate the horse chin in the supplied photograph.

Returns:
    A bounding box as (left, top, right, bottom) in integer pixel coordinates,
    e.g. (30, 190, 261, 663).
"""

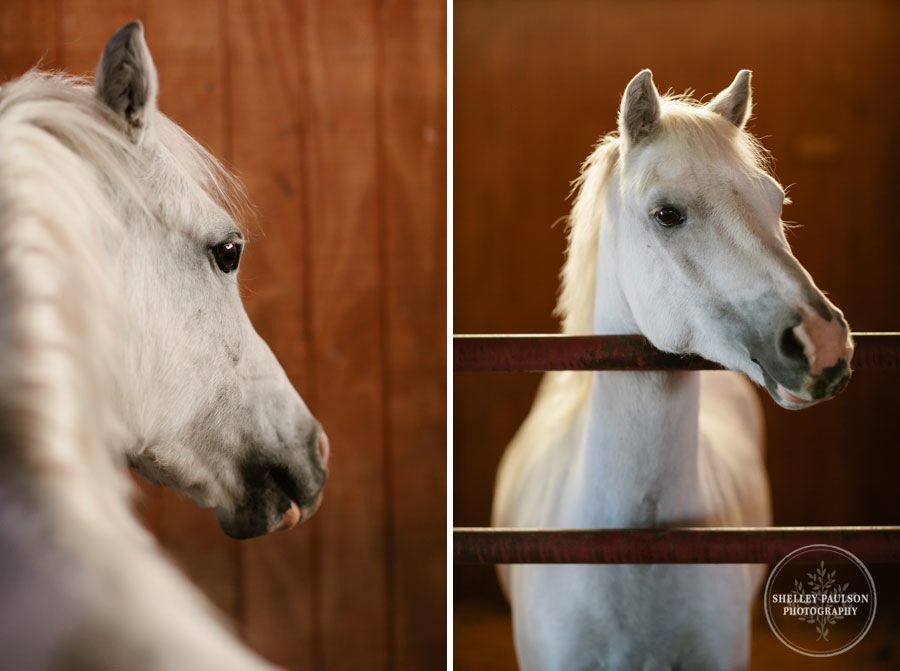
(215, 478, 322, 540)
(770, 384, 821, 411)
(215, 498, 294, 540)
(753, 362, 840, 411)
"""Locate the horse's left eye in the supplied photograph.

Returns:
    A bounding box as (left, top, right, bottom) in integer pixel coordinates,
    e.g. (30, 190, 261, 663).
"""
(212, 241, 242, 273)
(652, 206, 685, 228)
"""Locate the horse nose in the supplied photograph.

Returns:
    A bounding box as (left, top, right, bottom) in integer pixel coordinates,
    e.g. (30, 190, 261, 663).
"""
(317, 430, 330, 466)
(787, 307, 853, 375)
(778, 324, 807, 366)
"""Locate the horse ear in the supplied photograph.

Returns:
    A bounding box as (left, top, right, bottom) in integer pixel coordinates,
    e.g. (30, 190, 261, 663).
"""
(708, 70, 752, 128)
(96, 21, 158, 142)
(619, 69, 661, 148)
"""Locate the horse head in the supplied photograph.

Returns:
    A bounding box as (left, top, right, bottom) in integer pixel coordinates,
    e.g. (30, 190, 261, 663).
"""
(599, 69, 852, 409)
(97, 22, 327, 538)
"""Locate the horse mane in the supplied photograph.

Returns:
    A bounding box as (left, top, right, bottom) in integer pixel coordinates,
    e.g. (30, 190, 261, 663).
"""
(555, 94, 773, 335)
(556, 135, 620, 335)
(0, 71, 126, 483)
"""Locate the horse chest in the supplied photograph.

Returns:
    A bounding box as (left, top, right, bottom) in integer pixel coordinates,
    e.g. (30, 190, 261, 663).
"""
(513, 563, 751, 671)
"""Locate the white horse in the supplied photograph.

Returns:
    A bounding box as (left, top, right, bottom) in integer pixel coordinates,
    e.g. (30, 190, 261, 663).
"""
(493, 70, 853, 670)
(0, 21, 328, 669)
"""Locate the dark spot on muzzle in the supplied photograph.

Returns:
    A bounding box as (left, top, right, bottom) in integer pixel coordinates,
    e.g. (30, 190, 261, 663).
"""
(808, 358, 851, 400)
(217, 429, 328, 540)
(269, 465, 319, 509)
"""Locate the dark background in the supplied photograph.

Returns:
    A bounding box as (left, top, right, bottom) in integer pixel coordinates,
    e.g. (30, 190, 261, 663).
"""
(454, 1, 900, 669)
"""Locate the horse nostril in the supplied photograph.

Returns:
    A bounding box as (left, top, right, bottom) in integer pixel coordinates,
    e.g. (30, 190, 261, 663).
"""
(779, 325, 807, 365)
(317, 431, 330, 466)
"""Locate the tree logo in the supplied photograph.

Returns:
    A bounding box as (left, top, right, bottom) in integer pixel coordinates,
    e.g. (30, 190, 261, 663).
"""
(764, 544, 876, 656)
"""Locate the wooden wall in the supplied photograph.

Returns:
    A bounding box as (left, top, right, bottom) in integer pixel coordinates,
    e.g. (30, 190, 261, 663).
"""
(0, 2, 446, 669)
(454, 0, 900, 601)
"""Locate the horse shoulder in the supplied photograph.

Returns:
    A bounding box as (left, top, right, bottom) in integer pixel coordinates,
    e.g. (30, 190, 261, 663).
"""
(492, 370, 590, 598)
(698, 370, 772, 528)
(493, 371, 590, 529)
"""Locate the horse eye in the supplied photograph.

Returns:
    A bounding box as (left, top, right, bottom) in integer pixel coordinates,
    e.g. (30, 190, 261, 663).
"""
(652, 206, 685, 228)
(212, 241, 242, 273)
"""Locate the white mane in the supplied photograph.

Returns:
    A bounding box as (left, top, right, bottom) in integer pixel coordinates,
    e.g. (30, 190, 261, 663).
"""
(557, 135, 619, 335)
(0, 72, 127, 489)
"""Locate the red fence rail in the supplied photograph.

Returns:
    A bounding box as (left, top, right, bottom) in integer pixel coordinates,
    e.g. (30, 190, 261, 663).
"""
(454, 332, 900, 372)
(454, 332, 900, 564)
(455, 527, 900, 564)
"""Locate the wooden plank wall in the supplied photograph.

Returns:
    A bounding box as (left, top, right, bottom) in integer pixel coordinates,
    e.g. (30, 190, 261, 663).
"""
(0, 2, 446, 669)
(454, 0, 900, 598)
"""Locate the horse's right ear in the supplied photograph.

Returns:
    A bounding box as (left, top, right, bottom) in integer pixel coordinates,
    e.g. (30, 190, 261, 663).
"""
(96, 21, 158, 143)
(707, 70, 752, 129)
(619, 69, 661, 149)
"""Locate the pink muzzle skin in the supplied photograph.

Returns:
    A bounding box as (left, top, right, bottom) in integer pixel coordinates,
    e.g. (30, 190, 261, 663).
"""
(273, 502, 302, 531)
(793, 306, 854, 376)
(271, 430, 330, 533)
(775, 383, 816, 409)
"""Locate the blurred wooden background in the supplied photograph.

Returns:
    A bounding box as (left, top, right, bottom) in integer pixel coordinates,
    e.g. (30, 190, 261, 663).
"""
(0, 1, 446, 669)
(454, 0, 900, 669)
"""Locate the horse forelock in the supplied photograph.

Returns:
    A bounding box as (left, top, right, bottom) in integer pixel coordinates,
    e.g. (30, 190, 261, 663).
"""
(659, 96, 771, 174)
(0, 71, 248, 234)
(150, 112, 251, 230)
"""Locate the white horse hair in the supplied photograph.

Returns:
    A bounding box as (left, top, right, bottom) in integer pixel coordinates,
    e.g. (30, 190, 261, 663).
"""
(0, 22, 328, 668)
(493, 70, 853, 670)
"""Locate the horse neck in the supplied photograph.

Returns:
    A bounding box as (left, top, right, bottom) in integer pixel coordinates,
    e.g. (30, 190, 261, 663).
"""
(575, 368, 702, 527)
(566, 203, 703, 528)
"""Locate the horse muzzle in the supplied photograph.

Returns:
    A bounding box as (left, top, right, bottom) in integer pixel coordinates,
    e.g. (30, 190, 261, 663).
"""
(753, 306, 853, 410)
(217, 428, 329, 540)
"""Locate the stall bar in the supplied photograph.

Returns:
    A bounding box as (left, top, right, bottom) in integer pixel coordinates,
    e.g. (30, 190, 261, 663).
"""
(454, 527, 900, 564)
(453, 332, 900, 564)
(453, 332, 900, 372)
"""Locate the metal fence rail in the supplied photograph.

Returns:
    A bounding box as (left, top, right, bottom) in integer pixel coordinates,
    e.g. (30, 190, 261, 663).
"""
(455, 527, 900, 564)
(454, 332, 900, 372)
(454, 332, 900, 564)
